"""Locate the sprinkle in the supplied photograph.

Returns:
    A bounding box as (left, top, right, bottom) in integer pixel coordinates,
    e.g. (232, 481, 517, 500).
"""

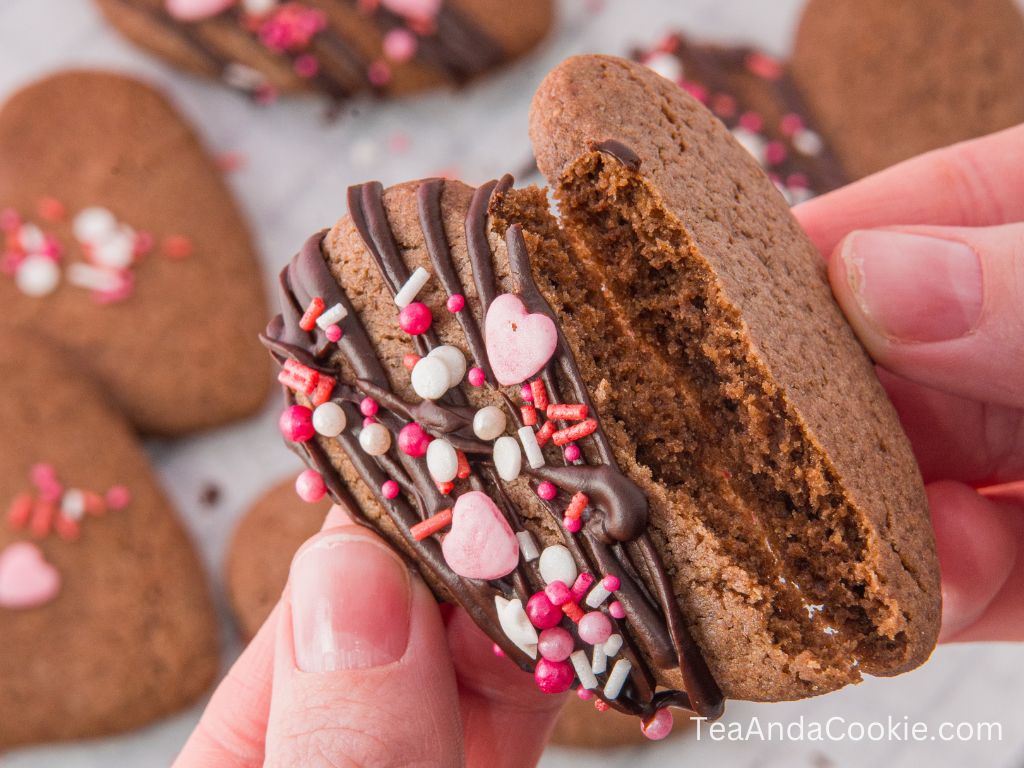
(360, 397, 379, 417)
(529, 379, 549, 411)
(367, 60, 392, 87)
(578, 611, 613, 645)
(316, 302, 347, 329)
(410, 355, 449, 399)
(161, 235, 193, 259)
(536, 481, 558, 501)
(520, 383, 533, 402)
(518, 425, 545, 469)
(83, 491, 105, 516)
(609, 601, 626, 620)
(711, 92, 737, 118)
(563, 516, 582, 533)
(358, 422, 392, 455)
(738, 110, 764, 133)
(325, 324, 342, 342)
(30, 500, 55, 538)
(571, 572, 594, 603)
(577, 688, 594, 701)
(309, 376, 335, 407)
(363, 416, 376, 427)
(539, 544, 577, 585)
(544, 580, 571, 606)
(547, 403, 588, 421)
(54, 514, 80, 541)
(472, 405, 506, 440)
(793, 128, 824, 156)
(562, 601, 585, 623)
(429, 345, 466, 387)
(106, 486, 131, 510)
(382, 27, 417, 62)
(746, 50, 783, 80)
(492, 643, 505, 658)
(570, 649, 599, 689)
(299, 297, 326, 331)
(516, 530, 539, 561)
(603, 633, 624, 658)
(72, 207, 116, 242)
(520, 404, 537, 426)
(6, 493, 33, 529)
(426, 438, 459, 483)
(526, 591, 562, 629)
(538, 626, 574, 662)
(563, 444, 581, 462)
(446, 293, 465, 313)
(295, 470, 326, 502)
(312, 401, 347, 437)
(534, 420, 556, 447)
(534, 657, 574, 693)
(60, 490, 86, 522)
(403, 353, 420, 370)
(0, 207, 21, 232)
(594, 699, 610, 712)
(293, 53, 319, 78)
(603, 659, 632, 700)
(592, 643, 608, 675)
(411, 508, 453, 541)
(456, 450, 471, 479)
(467, 367, 485, 387)
(585, 579, 615, 609)
(552, 419, 597, 446)
(66, 263, 120, 294)
(641, 708, 674, 741)
(394, 266, 430, 308)
(37, 197, 65, 222)
(398, 422, 431, 457)
(565, 492, 588, 520)
(494, 435, 522, 481)
(398, 301, 432, 335)
(495, 595, 539, 658)
(277, 359, 319, 395)
(780, 112, 804, 136)
(15, 256, 60, 297)
(435, 481, 454, 495)
(381, 479, 400, 499)
(764, 141, 787, 166)
(279, 404, 314, 442)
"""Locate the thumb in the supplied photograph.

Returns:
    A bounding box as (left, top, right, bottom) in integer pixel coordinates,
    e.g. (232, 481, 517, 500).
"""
(264, 524, 463, 767)
(828, 224, 1024, 407)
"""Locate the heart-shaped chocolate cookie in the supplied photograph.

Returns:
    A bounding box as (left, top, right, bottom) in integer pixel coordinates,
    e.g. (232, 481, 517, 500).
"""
(0, 331, 219, 748)
(0, 70, 270, 435)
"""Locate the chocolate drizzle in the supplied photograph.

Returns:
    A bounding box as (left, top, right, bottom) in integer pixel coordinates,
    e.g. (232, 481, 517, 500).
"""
(260, 172, 725, 722)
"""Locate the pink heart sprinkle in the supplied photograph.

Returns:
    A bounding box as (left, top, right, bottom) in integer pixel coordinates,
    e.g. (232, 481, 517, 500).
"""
(165, 0, 236, 21)
(441, 491, 518, 580)
(484, 293, 558, 386)
(0, 542, 61, 610)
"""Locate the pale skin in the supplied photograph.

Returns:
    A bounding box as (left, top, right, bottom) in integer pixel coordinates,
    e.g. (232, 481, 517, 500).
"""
(175, 125, 1024, 767)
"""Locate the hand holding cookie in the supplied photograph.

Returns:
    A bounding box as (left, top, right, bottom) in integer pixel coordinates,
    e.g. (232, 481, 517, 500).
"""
(795, 124, 1024, 643)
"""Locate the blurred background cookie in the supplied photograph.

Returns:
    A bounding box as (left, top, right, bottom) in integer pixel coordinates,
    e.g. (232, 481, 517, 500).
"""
(94, 0, 554, 103)
(0, 331, 219, 749)
(0, 70, 271, 435)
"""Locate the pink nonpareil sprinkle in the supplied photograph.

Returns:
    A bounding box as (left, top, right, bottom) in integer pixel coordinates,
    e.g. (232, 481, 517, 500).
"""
(293, 53, 319, 79)
(106, 485, 131, 510)
(367, 60, 392, 87)
(608, 600, 626, 619)
(467, 367, 485, 387)
(381, 479, 400, 499)
(780, 112, 804, 137)
(563, 443, 581, 462)
(0, 208, 21, 233)
(534, 658, 573, 693)
(382, 28, 417, 63)
(526, 591, 562, 629)
(536, 481, 557, 501)
(398, 301, 432, 335)
(738, 111, 764, 133)
(295, 469, 326, 503)
(258, 3, 327, 52)
(161, 235, 193, 259)
(641, 708, 674, 740)
(746, 51, 783, 80)
(563, 515, 581, 533)
(359, 397, 379, 417)
(764, 141, 788, 166)
(325, 324, 343, 342)
(445, 293, 465, 313)
(681, 81, 708, 104)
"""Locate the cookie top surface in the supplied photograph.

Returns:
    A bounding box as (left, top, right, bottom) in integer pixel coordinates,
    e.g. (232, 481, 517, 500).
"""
(0, 70, 270, 434)
(0, 331, 219, 748)
(793, 0, 1024, 178)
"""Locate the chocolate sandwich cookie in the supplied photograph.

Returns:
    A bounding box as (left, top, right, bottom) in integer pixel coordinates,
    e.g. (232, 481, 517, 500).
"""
(633, 34, 846, 202)
(0, 71, 270, 435)
(0, 332, 219, 748)
(793, 0, 1024, 178)
(260, 54, 940, 735)
(95, 0, 553, 104)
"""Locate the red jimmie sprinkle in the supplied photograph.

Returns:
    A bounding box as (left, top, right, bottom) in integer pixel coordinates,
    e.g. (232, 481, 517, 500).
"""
(520, 405, 537, 427)
(55, 515, 81, 542)
(552, 418, 598, 446)
(309, 375, 335, 407)
(6, 493, 32, 529)
(83, 490, 106, 516)
(547, 403, 588, 421)
(278, 359, 319, 395)
(299, 297, 326, 331)
(566, 492, 589, 521)
(162, 235, 194, 259)
(535, 420, 556, 447)
(436, 481, 455, 496)
(562, 601, 585, 623)
(456, 450, 471, 480)
(594, 699, 610, 712)
(411, 508, 453, 541)
(30, 500, 55, 539)
(530, 379, 549, 411)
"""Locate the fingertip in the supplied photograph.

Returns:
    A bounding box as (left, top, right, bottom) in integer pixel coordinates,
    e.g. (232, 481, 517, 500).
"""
(321, 503, 355, 530)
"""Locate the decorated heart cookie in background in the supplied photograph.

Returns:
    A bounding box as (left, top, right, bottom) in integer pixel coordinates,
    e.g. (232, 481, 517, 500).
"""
(0, 331, 219, 749)
(93, 0, 554, 104)
(0, 70, 270, 436)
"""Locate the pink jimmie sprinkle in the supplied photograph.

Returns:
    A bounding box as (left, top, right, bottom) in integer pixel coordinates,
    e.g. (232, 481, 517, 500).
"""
(325, 324, 342, 342)
(383, 28, 417, 63)
(467, 367, 485, 387)
(563, 443, 581, 462)
(571, 572, 594, 602)
(446, 294, 465, 313)
(381, 479, 400, 499)
(106, 485, 131, 510)
(608, 600, 626, 620)
(544, 580, 571, 607)
(536, 481, 557, 501)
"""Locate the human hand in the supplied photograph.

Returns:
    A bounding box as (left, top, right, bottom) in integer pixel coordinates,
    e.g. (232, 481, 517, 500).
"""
(793, 124, 1024, 643)
(173, 506, 563, 768)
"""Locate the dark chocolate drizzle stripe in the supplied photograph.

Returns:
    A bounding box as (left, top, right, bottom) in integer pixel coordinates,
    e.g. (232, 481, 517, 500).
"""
(261, 178, 725, 721)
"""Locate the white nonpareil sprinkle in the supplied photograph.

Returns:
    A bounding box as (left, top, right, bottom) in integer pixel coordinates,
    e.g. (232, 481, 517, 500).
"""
(91, 226, 135, 270)
(425, 438, 458, 483)
(493, 436, 522, 482)
(312, 401, 347, 437)
(643, 51, 683, 82)
(495, 595, 538, 659)
(60, 489, 86, 521)
(472, 405, 506, 441)
(18, 223, 46, 253)
(603, 658, 633, 700)
(591, 643, 607, 675)
(518, 425, 545, 469)
(72, 207, 117, 244)
(316, 302, 347, 329)
(585, 583, 612, 609)
(66, 263, 121, 293)
(516, 531, 539, 562)
(394, 266, 430, 308)
(538, 544, 577, 586)
(570, 650, 599, 690)
(15, 255, 60, 297)
(731, 127, 766, 164)
(428, 345, 466, 388)
(793, 128, 824, 156)
(358, 422, 392, 456)
(603, 633, 623, 659)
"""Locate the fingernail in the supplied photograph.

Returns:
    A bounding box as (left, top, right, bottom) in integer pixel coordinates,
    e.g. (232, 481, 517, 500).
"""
(841, 231, 983, 342)
(290, 532, 411, 672)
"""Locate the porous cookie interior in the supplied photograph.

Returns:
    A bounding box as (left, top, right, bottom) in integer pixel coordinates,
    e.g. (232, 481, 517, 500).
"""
(501, 150, 915, 696)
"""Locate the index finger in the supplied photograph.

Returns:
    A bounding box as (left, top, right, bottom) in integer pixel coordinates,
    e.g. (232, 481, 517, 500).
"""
(793, 123, 1024, 256)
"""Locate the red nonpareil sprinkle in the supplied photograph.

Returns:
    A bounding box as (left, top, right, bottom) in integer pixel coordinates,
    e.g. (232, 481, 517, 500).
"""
(299, 297, 326, 331)
(54, 514, 80, 542)
(161, 235, 193, 259)
(467, 367, 485, 387)
(411, 508, 453, 541)
(547, 403, 588, 421)
(535, 420, 556, 447)
(309, 375, 335, 406)
(37, 197, 65, 222)
(520, 404, 537, 427)
(456, 450, 471, 480)
(594, 699, 609, 712)
(436, 481, 454, 495)
(530, 379, 549, 411)
(30, 500, 55, 539)
(566, 491, 588, 521)
(403, 353, 421, 370)
(562, 601, 584, 623)
(552, 419, 597, 446)
(6, 493, 33, 529)
(278, 359, 319, 395)
(536, 481, 557, 501)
